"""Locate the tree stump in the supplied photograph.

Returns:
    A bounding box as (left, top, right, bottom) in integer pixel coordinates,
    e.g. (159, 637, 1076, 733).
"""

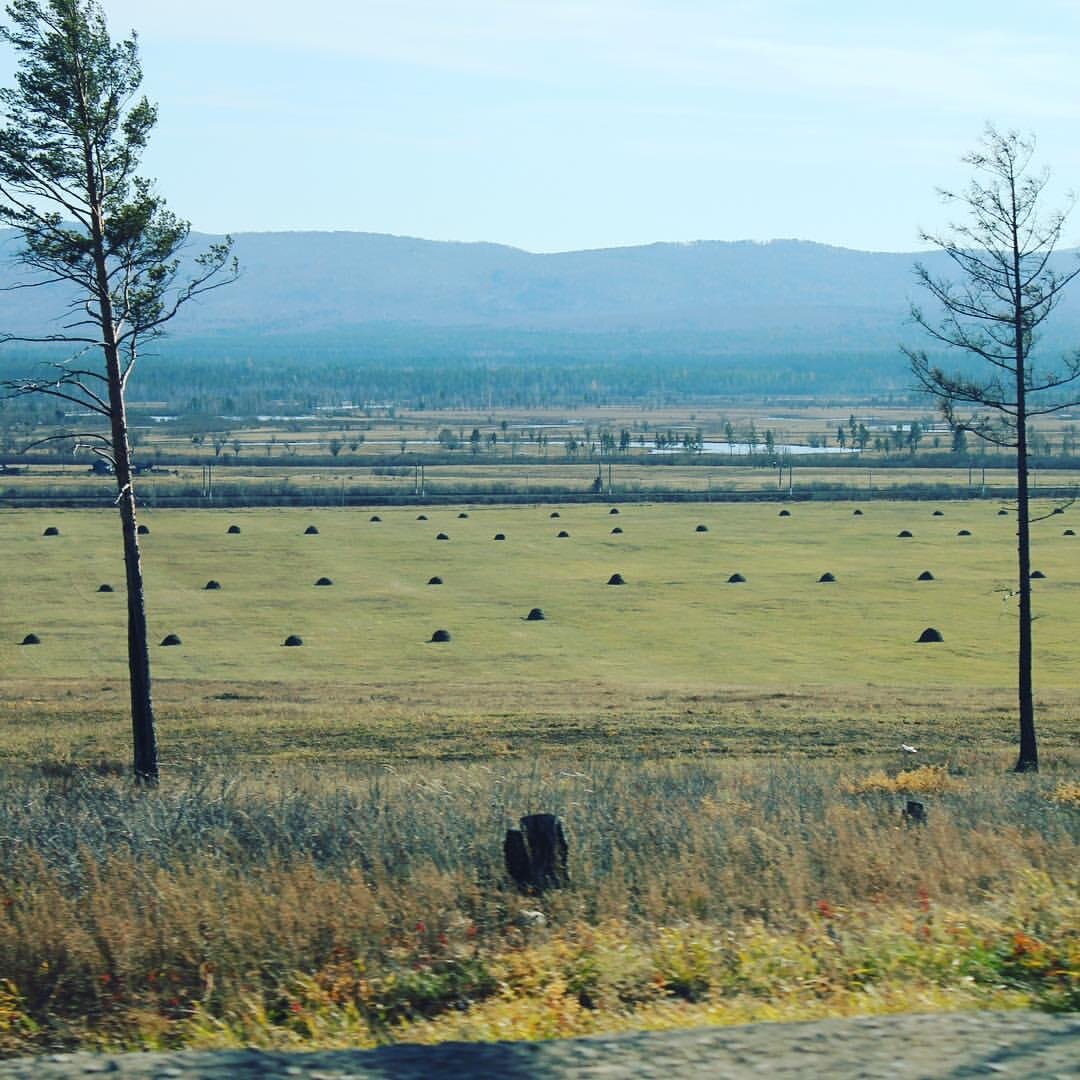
(504, 813, 568, 893)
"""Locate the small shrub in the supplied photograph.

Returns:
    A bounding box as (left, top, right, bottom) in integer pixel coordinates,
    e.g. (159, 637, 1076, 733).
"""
(843, 764, 964, 795)
(1049, 780, 1080, 809)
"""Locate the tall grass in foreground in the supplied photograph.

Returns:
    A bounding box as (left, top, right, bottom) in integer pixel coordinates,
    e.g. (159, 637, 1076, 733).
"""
(0, 755, 1075, 1053)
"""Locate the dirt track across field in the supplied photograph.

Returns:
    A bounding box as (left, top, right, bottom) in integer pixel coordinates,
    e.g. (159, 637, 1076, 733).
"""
(1, 1010, 1077, 1078)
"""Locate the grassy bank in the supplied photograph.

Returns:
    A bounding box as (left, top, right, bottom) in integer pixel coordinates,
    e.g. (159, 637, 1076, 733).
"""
(0, 755, 1075, 1054)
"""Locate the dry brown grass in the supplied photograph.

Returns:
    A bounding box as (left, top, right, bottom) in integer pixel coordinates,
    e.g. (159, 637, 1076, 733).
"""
(0, 753, 1074, 1054)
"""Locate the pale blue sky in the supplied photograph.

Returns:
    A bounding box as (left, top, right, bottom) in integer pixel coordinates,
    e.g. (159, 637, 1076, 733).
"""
(20, 1, 1080, 252)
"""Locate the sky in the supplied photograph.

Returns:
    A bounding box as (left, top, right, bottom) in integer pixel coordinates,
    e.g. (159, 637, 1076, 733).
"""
(9, 0, 1080, 253)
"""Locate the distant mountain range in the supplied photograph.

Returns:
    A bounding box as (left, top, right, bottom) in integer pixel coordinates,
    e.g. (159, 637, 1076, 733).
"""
(3, 230, 1080, 363)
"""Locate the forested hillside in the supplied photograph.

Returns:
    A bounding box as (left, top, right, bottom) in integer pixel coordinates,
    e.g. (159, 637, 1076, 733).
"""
(3, 230, 1079, 405)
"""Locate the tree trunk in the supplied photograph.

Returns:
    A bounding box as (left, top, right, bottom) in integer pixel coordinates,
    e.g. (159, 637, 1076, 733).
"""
(1014, 236, 1038, 773)
(89, 214, 158, 782)
(1014, 408, 1038, 772)
(114, 429, 158, 784)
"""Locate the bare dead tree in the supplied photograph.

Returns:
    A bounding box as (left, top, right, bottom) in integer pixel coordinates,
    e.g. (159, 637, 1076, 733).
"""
(904, 126, 1080, 772)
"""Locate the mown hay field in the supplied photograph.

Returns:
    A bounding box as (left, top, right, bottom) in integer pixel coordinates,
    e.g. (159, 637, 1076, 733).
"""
(0, 500, 1077, 1055)
(1, 499, 1078, 765)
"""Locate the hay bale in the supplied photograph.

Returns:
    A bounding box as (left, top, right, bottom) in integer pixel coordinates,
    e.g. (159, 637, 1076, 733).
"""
(436, 532, 450, 540)
(778, 509, 791, 517)
(97, 584, 114, 593)
(43, 526, 60, 536)
(853, 509, 863, 515)
(818, 572, 836, 583)
(370, 514, 382, 522)
(607, 573, 625, 585)
(917, 627, 944, 643)
(1065, 529, 1076, 536)
(20, 633, 40, 645)
(427, 576, 443, 585)
(160, 633, 182, 646)
(932, 510, 944, 516)
(227, 524, 241, 534)
(417, 514, 428, 520)
(493, 533, 506, 540)
(458, 512, 469, 519)
(609, 507, 620, 515)
(695, 524, 708, 532)
(204, 580, 222, 590)
(1030, 569, 1046, 579)
(430, 628, 451, 643)
(897, 530, 913, 538)
(526, 607, 545, 621)
(550, 511, 561, 518)
(314, 577, 333, 586)
(137, 523, 150, 535)
(917, 570, 935, 581)
(957, 529, 971, 536)
(727, 573, 746, 583)
(557, 530, 570, 538)
(304, 525, 319, 535)
(611, 526, 623, 534)
(283, 634, 304, 646)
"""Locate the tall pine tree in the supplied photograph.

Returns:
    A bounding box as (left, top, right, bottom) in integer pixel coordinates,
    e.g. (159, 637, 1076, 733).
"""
(0, 0, 236, 781)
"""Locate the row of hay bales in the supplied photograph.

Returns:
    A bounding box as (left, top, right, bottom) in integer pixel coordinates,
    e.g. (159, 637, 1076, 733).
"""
(19, 502, 1069, 651)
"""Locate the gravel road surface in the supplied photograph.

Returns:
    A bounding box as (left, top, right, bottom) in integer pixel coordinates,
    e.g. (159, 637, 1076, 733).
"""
(1, 1010, 1076, 1079)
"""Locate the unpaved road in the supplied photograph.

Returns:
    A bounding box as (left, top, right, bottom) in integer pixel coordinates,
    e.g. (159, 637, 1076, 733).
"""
(1, 1011, 1077, 1078)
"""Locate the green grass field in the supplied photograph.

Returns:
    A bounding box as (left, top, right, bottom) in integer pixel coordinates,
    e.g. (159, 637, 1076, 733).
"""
(2, 499, 1078, 765)
(0, 500, 1077, 1054)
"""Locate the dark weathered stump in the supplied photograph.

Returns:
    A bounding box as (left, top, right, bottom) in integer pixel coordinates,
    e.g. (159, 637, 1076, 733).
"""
(504, 813, 568, 893)
(904, 799, 927, 826)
